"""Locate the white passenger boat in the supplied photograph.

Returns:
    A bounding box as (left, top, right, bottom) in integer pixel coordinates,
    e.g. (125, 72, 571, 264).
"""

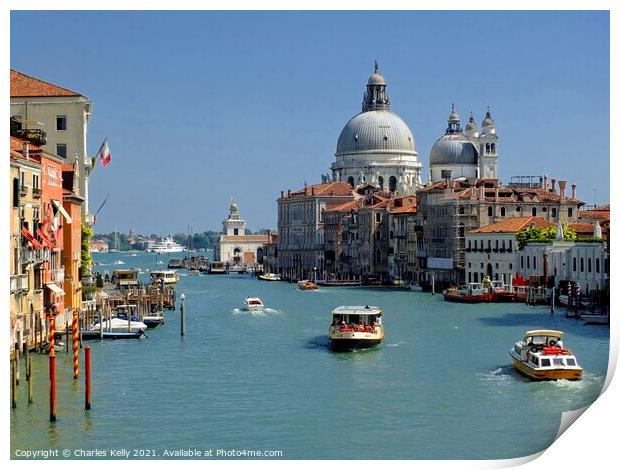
(150, 270, 179, 285)
(244, 297, 264, 311)
(259, 273, 281, 281)
(149, 236, 185, 254)
(509, 330, 583, 380)
(328, 306, 384, 349)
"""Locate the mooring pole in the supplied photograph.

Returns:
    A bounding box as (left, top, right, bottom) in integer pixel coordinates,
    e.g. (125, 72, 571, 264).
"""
(24, 341, 30, 381)
(431, 275, 435, 295)
(551, 286, 555, 314)
(180, 293, 186, 336)
(85, 346, 92, 410)
(73, 310, 79, 379)
(14, 342, 20, 386)
(11, 359, 17, 409)
(65, 320, 69, 354)
(49, 353, 56, 421)
(28, 356, 33, 404)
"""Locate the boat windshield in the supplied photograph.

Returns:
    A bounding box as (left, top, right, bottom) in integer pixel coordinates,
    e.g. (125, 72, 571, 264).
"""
(524, 335, 561, 347)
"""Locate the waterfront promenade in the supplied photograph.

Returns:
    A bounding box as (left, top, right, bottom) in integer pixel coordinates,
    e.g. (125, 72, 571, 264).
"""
(10, 252, 609, 459)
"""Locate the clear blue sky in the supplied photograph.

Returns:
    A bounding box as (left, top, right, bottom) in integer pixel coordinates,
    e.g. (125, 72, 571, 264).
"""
(10, 11, 610, 235)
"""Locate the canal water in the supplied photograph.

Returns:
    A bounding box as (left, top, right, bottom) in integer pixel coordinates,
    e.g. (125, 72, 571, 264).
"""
(10, 252, 609, 459)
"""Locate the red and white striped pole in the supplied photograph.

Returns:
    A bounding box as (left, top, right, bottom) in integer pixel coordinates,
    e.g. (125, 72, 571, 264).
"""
(48, 311, 55, 354)
(72, 310, 79, 379)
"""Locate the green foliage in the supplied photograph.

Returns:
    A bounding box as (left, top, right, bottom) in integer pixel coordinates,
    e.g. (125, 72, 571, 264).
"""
(516, 224, 578, 249)
(81, 223, 93, 273)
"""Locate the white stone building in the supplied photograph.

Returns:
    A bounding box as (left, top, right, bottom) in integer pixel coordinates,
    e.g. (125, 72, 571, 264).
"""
(331, 63, 423, 195)
(429, 105, 499, 183)
(10, 70, 93, 220)
(214, 200, 268, 266)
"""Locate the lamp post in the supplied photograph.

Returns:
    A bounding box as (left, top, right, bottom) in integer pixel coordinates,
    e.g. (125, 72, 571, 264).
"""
(180, 293, 186, 336)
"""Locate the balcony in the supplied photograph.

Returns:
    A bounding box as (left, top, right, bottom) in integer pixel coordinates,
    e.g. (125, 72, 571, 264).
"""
(50, 267, 65, 284)
(33, 187, 41, 198)
(10, 274, 29, 293)
(20, 185, 28, 196)
(12, 128, 47, 146)
(22, 249, 49, 265)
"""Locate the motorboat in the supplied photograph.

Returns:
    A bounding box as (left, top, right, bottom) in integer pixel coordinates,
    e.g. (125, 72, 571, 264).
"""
(490, 280, 515, 302)
(208, 262, 227, 274)
(298, 280, 319, 290)
(244, 297, 264, 311)
(258, 273, 281, 281)
(113, 269, 140, 289)
(167, 258, 183, 269)
(228, 265, 247, 274)
(93, 316, 148, 332)
(187, 268, 200, 276)
(443, 282, 494, 303)
(509, 330, 582, 380)
(142, 310, 165, 328)
(150, 270, 179, 285)
(329, 306, 384, 350)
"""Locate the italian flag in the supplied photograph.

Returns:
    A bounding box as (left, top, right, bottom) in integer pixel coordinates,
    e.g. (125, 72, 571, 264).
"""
(96, 138, 111, 167)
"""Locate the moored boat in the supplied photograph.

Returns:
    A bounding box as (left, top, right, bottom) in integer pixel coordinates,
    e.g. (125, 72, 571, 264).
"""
(208, 262, 227, 274)
(329, 306, 384, 350)
(298, 280, 318, 290)
(244, 297, 264, 311)
(443, 283, 494, 303)
(150, 270, 179, 285)
(142, 309, 165, 328)
(93, 316, 148, 332)
(509, 330, 582, 380)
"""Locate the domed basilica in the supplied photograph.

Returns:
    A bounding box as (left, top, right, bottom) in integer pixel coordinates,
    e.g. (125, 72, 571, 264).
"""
(330, 63, 500, 192)
(331, 62, 423, 195)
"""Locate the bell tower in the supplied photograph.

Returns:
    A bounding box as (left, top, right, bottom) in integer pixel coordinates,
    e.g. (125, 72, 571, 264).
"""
(478, 108, 499, 180)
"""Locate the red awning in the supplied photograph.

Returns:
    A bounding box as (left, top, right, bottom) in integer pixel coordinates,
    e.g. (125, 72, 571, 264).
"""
(36, 228, 55, 248)
(21, 227, 44, 250)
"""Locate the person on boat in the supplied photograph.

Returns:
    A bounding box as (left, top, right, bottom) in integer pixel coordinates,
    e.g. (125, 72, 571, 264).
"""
(556, 339, 564, 349)
(375, 314, 382, 326)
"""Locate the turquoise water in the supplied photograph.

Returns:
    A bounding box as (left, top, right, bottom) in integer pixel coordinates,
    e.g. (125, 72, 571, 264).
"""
(10, 252, 609, 459)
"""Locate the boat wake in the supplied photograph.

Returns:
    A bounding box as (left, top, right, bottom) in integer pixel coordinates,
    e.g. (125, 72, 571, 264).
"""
(231, 307, 281, 316)
(477, 367, 514, 385)
(385, 342, 404, 347)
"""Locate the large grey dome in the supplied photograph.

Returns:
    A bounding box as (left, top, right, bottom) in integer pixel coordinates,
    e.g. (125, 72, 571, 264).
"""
(336, 110, 417, 156)
(429, 133, 478, 165)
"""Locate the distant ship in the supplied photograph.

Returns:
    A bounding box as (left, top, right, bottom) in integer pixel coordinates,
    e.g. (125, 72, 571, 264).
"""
(149, 236, 185, 254)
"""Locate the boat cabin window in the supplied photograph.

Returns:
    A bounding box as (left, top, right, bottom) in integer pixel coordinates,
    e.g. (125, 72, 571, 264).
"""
(531, 356, 539, 366)
(565, 358, 576, 366)
(552, 358, 564, 366)
(540, 359, 551, 367)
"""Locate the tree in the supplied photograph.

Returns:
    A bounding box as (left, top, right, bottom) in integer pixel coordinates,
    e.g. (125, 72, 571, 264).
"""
(81, 223, 93, 274)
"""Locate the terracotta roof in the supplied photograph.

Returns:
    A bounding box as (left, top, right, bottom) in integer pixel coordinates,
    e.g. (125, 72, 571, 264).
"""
(390, 205, 417, 214)
(325, 200, 361, 213)
(10, 136, 42, 153)
(569, 223, 595, 234)
(469, 217, 555, 234)
(578, 206, 610, 222)
(287, 182, 355, 198)
(11, 69, 82, 97)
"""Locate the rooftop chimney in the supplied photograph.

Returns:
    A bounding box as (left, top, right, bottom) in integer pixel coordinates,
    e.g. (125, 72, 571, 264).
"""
(311, 187, 315, 196)
(571, 183, 576, 200)
(543, 174, 548, 191)
(287, 189, 291, 197)
(558, 180, 567, 200)
(280, 190, 284, 199)
(22, 142, 29, 160)
(551, 178, 556, 193)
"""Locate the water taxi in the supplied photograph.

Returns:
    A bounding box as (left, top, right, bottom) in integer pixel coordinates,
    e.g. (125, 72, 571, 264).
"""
(258, 273, 281, 281)
(150, 270, 179, 285)
(244, 297, 264, 311)
(509, 330, 583, 380)
(329, 306, 384, 350)
(443, 282, 494, 303)
(298, 280, 318, 290)
(208, 261, 227, 274)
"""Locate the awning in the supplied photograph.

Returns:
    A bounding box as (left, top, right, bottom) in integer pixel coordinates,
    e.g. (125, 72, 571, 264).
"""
(45, 283, 65, 296)
(52, 200, 72, 224)
(21, 227, 44, 250)
(36, 228, 56, 248)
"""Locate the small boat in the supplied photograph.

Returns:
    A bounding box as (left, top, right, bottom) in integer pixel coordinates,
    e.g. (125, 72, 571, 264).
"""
(443, 283, 494, 303)
(142, 310, 165, 328)
(168, 258, 183, 269)
(113, 260, 125, 265)
(81, 330, 146, 340)
(490, 280, 515, 302)
(258, 273, 281, 281)
(208, 262, 227, 274)
(187, 268, 200, 276)
(408, 283, 423, 292)
(298, 280, 319, 290)
(150, 270, 179, 285)
(93, 316, 148, 332)
(509, 330, 582, 380)
(244, 297, 264, 311)
(228, 265, 247, 274)
(329, 306, 384, 350)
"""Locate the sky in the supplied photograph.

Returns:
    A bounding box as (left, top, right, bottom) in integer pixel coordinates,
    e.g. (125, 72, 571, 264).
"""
(10, 10, 610, 235)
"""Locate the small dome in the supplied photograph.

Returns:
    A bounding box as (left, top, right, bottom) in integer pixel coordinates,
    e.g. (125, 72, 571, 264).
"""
(482, 109, 495, 128)
(448, 104, 460, 123)
(429, 133, 478, 166)
(368, 71, 386, 86)
(336, 110, 416, 156)
(230, 200, 238, 214)
(465, 114, 477, 132)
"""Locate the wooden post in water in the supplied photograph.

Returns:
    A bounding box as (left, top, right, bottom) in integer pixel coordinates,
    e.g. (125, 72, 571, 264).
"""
(28, 356, 33, 404)
(180, 293, 186, 336)
(14, 343, 20, 386)
(551, 286, 555, 314)
(73, 310, 79, 379)
(49, 353, 56, 421)
(431, 275, 435, 295)
(24, 341, 30, 380)
(11, 359, 17, 409)
(84, 346, 92, 410)
(65, 320, 69, 354)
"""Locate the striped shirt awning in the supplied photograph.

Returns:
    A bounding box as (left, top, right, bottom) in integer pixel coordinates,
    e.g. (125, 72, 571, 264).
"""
(21, 227, 44, 250)
(36, 228, 55, 248)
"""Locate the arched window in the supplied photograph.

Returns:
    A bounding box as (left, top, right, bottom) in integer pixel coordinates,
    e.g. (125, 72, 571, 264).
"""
(347, 176, 355, 188)
(375, 249, 382, 263)
(485, 143, 490, 153)
(488, 206, 493, 217)
(532, 207, 537, 217)
(378, 176, 384, 189)
(568, 208, 573, 218)
(588, 258, 592, 273)
(500, 207, 505, 217)
(596, 258, 600, 273)
(490, 143, 495, 154)
(533, 256, 537, 269)
(580, 258, 584, 272)
(389, 176, 397, 193)
(573, 257, 577, 272)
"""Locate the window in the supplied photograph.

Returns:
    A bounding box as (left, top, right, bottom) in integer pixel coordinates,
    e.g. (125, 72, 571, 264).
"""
(347, 176, 354, 188)
(488, 207, 493, 217)
(509, 240, 513, 251)
(573, 258, 577, 272)
(468, 272, 471, 283)
(233, 228, 239, 236)
(568, 208, 573, 218)
(532, 207, 537, 216)
(527, 256, 530, 269)
(20, 170, 26, 187)
(588, 258, 592, 273)
(521, 256, 524, 269)
(490, 143, 496, 154)
(12, 178, 19, 207)
(56, 115, 67, 131)
(500, 207, 505, 217)
(541, 359, 551, 367)
(56, 144, 67, 158)
(533, 256, 536, 269)
(378, 176, 384, 189)
(580, 258, 584, 272)
(566, 358, 576, 366)
(509, 263, 513, 270)
(375, 212, 381, 223)
(389, 176, 397, 193)
(516, 206, 521, 212)
(596, 258, 600, 273)
(551, 208, 557, 218)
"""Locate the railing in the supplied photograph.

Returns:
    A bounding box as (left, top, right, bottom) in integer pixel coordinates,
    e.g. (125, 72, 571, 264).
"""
(12, 128, 47, 146)
(50, 268, 65, 284)
(22, 249, 49, 264)
(20, 185, 28, 196)
(32, 187, 41, 198)
(10, 274, 29, 293)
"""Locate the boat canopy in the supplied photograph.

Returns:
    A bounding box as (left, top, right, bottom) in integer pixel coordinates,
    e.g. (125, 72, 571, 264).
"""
(524, 330, 564, 338)
(332, 306, 382, 316)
